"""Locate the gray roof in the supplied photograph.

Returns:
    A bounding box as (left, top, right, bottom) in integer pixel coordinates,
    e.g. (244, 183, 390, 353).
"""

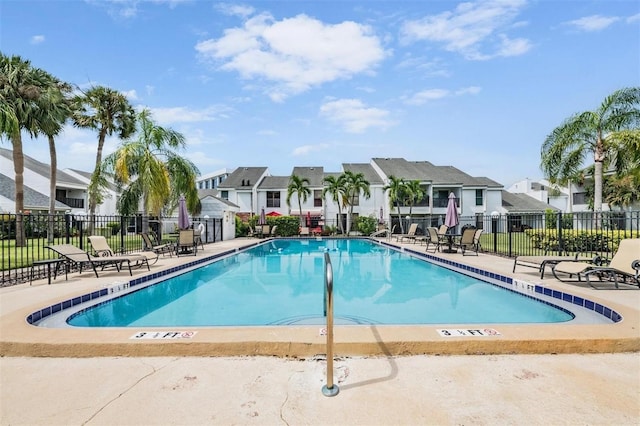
(501, 191, 559, 212)
(470, 176, 503, 188)
(0, 148, 85, 187)
(217, 167, 267, 189)
(258, 176, 290, 190)
(199, 193, 239, 208)
(372, 157, 502, 187)
(0, 173, 70, 210)
(342, 163, 384, 184)
(291, 166, 324, 186)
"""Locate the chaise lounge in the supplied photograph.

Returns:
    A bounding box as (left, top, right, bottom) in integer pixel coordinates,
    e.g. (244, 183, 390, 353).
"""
(551, 239, 640, 288)
(46, 244, 150, 278)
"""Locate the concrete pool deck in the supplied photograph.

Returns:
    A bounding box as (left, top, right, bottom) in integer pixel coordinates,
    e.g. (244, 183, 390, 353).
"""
(1, 237, 639, 424)
(1, 237, 638, 357)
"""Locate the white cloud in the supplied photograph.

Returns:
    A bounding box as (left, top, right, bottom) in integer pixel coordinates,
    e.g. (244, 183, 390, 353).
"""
(30, 35, 45, 44)
(196, 12, 387, 101)
(404, 89, 449, 105)
(87, 0, 188, 20)
(257, 129, 277, 136)
(455, 86, 481, 96)
(216, 3, 255, 17)
(319, 99, 394, 133)
(628, 13, 640, 23)
(400, 0, 531, 60)
(150, 105, 233, 125)
(145, 85, 155, 96)
(404, 86, 481, 105)
(292, 143, 330, 156)
(565, 15, 620, 32)
(122, 89, 138, 101)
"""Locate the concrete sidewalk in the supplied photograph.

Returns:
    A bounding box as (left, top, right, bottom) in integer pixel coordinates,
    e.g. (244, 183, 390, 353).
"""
(1, 353, 639, 425)
(1, 237, 639, 424)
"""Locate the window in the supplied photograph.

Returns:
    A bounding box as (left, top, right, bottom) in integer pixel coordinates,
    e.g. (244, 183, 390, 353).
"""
(573, 192, 587, 205)
(313, 190, 323, 207)
(350, 194, 359, 206)
(267, 191, 281, 208)
(475, 189, 483, 206)
(220, 190, 228, 200)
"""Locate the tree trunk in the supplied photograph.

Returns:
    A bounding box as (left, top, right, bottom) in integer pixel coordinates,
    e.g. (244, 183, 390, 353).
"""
(12, 132, 25, 247)
(88, 128, 107, 236)
(396, 202, 404, 234)
(47, 134, 57, 244)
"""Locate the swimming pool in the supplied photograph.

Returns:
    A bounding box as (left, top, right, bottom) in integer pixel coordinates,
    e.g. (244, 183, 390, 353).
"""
(35, 238, 610, 328)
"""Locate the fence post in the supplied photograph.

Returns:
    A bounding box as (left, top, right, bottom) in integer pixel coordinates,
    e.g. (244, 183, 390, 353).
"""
(556, 211, 563, 255)
(120, 216, 126, 252)
(65, 212, 71, 244)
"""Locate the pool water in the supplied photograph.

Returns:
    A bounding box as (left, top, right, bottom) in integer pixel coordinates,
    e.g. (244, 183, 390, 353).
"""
(68, 239, 574, 327)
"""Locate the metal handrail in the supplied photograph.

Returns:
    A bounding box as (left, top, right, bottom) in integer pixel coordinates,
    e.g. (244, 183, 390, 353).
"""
(321, 251, 339, 397)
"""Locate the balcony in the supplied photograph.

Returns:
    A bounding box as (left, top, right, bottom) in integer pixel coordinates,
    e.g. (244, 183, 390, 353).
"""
(57, 197, 84, 208)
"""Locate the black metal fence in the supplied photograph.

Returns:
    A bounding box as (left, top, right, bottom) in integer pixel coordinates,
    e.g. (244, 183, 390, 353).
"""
(1, 212, 223, 286)
(2, 210, 639, 287)
(382, 210, 640, 257)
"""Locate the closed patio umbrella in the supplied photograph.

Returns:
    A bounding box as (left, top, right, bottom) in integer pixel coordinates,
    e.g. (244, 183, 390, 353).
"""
(178, 195, 191, 230)
(258, 207, 266, 225)
(306, 211, 311, 226)
(444, 192, 459, 231)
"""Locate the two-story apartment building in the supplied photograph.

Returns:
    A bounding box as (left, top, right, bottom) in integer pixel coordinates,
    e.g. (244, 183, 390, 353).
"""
(215, 157, 533, 233)
(0, 148, 89, 214)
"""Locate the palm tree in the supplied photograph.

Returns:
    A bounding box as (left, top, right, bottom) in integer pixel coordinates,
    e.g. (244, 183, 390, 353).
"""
(73, 86, 136, 231)
(342, 170, 370, 235)
(606, 128, 640, 208)
(322, 174, 347, 234)
(405, 180, 424, 222)
(541, 87, 640, 212)
(383, 175, 407, 234)
(286, 175, 311, 226)
(102, 109, 199, 234)
(39, 80, 74, 242)
(0, 54, 60, 246)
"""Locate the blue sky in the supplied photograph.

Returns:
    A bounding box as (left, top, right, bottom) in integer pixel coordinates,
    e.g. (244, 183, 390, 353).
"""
(2, 0, 639, 187)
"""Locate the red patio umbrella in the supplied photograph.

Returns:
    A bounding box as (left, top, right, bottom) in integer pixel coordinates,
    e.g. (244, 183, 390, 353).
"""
(266, 211, 281, 217)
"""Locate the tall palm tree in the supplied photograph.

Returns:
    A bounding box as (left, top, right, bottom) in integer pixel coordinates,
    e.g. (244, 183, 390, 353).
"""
(383, 175, 407, 234)
(73, 86, 136, 230)
(541, 87, 640, 212)
(286, 175, 311, 226)
(342, 170, 370, 235)
(38, 79, 74, 242)
(322, 174, 347, 234)
(0, 54, 60, 246)
(405, 180, 424, 222)
(102, 109, 199, 233)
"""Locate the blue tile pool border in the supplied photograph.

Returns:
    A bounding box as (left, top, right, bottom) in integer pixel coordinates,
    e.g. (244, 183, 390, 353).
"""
(27, 239, 623, 325)
(27, 246, 248, 326)
(392, 243, 623, 323)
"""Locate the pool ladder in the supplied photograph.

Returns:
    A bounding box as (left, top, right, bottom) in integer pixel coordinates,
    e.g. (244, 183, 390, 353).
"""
(322, 252, 339, 397)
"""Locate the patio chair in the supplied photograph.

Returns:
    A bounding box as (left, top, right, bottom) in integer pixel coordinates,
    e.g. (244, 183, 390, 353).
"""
(425, 227, 442, 253)
(473, 228, 484, 253)
(456, 227, 478, 256)
(194, 223, 205, 250)
(269, 225, 278, 237)
(551, 239, 640, 288)
(177, 229, 197, 256)
(45, 244, 150, 278)
(299, 226, 310, 236)
(88, 235, 158, 266)
(395, 223, 418, 242)
(140, 232, 173, 257)
(513, 253, 593, 279)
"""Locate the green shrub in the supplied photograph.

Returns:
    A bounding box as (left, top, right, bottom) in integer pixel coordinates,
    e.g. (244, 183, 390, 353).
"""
(356, 216, 377, 236)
